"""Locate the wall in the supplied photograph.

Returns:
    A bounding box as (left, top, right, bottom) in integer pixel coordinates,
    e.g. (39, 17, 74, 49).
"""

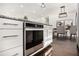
(0, 3, 57, 24)
(48, 3, 77, 28)
(76, 4, 79, 44)
(0, 3, 77, 25)
(0, 3, 47, 23)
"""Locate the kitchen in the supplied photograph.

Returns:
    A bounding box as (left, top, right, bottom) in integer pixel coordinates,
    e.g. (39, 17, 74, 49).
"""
(0, 2, 79, 56)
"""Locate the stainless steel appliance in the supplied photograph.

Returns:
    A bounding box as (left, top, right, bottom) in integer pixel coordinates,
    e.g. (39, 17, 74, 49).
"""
(23, 22, 44, 56)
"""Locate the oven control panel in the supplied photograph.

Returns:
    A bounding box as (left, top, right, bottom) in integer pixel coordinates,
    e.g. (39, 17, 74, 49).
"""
(24, 22, 43, 28)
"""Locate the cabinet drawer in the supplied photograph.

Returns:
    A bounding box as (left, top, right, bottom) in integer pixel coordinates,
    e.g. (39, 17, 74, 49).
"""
(0, 30, 23, 51)
(0, 18, 23, 29)
(48, 30, 52, 38)
(44, 30, 52, 42)
(0, 46, 23, 56)
(44, 30, 48, 37)
(44, 25, 52, 30)
(43, 40, 52, 47)
(44, 47, 52, 56)
(44, 25, 49, 29)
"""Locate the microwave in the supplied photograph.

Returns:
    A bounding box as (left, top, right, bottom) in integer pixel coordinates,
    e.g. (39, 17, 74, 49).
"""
(23, 22, 44, 56)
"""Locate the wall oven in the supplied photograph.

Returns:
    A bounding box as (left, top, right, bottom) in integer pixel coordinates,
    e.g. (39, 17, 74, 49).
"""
(23, 22, 44, 56)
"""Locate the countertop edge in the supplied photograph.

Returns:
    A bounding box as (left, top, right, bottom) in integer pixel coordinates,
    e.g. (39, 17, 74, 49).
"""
(0, 15, 53, 26)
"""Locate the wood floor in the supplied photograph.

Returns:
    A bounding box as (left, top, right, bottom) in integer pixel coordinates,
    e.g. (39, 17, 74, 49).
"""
(52, 38, 77, 56)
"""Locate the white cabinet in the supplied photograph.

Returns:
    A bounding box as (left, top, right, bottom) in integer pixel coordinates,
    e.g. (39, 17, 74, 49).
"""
(0, 46, 23, 56)
(0, 18, 23, 56)
(0, 18, 23, 29)
(43, 25, 53, 47)
(44, 47, 52, 56)
(0, 30, 23, 51)
(48, 16, 53, 25)
(0, 30, 23, 41)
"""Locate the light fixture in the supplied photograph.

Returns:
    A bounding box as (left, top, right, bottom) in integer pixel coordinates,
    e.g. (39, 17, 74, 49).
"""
(20, 4, 24, 8)
(59, 5, 67, 18)
(41, 3, 46, 8)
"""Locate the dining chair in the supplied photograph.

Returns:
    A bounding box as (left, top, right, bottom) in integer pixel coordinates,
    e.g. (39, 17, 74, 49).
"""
(70, 25, 77, 40)
(57, 25, 67, 39)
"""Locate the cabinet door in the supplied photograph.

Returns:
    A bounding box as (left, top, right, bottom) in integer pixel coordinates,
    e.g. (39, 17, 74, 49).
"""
(43, 30, 48, 42)
(44, 25, 48, 42)
(0, 30, 23, 51)
(0, 18, 23, 29)
(44, 25, 53, 47)
(44, 47, 52, 56)
(0, 46, 23, 56)
(48, 30, 52, 40)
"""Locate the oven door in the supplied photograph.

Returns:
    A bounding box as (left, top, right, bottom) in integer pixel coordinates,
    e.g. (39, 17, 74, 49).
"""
(24, 29, 43, 55)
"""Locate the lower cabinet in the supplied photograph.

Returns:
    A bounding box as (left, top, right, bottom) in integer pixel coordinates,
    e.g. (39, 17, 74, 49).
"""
(0, 30, 23, 52)
(44, 47, 52, 56)
(44, 25, 53, 47)
(34, 45, 52, 56)
(0, 46, 23, 56)
(0, 18, 23, 56)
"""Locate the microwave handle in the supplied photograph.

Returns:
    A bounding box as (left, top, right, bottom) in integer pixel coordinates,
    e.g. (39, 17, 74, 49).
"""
(2, 35, 18, 38)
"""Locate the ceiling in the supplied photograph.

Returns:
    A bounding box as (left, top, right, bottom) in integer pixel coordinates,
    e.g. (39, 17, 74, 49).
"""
(0, 3, 77, 19)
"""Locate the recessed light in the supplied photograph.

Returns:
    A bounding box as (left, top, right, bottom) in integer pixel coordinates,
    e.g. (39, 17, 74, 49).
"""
(20, 4, 24, 8)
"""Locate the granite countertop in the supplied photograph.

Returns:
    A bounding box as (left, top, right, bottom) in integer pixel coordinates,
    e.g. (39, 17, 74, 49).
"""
(0, 15, 53, 26)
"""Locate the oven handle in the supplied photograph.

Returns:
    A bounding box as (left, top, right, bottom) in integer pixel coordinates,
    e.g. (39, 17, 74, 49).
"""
(2, 35, 18, 38)
(25, 29, 44, 31)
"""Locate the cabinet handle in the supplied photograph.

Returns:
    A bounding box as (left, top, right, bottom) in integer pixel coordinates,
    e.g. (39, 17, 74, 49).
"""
(12, 53, 19, 56)
(3, 23, 18, 26)
(2, 35, 18, 38)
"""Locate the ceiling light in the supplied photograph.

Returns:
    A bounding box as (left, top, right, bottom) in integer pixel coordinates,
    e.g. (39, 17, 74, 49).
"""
(20, 4, 24, 8)
(59, 5, 67, 18)
(41, 3, 46, 8)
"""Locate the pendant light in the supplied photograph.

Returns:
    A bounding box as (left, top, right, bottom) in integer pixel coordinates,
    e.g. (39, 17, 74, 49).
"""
(59, 5, 67, 18)
(41, 3, 46, 8)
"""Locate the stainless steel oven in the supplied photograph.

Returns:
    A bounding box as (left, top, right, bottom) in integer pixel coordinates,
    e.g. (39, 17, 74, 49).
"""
(23, 22, 44, 56)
